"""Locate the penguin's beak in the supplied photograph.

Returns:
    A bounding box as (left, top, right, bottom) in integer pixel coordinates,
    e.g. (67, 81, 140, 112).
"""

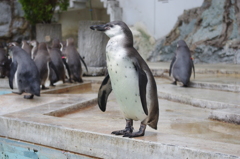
(90, 24, 108, 31)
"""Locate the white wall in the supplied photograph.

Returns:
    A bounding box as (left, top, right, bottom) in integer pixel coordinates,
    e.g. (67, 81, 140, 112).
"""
(118, 0, 204, 39)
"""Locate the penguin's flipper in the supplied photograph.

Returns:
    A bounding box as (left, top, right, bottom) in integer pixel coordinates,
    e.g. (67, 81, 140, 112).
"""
(62, 58, 72, 80)
(49, 61, 59, 83)
(98, 74, 112, 112)
(191, 59, 195, 79)
(9, 61, 17, 89)
(169, 55, 176, 76)
(79, 54, 88, 72)
(133, 61, 148, 116)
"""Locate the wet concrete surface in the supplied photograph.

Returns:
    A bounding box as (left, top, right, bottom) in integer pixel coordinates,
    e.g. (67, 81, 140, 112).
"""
(0, 79, 239, 158)
(156, 78, 240, 109)
(192, 74, 240, 85)
(0, 62, 240, 158)
(151, 62, 240, 74)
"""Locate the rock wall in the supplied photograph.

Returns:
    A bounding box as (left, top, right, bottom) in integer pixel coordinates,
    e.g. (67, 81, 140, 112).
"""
(130, 23, 156, 60)
(148, 0, 240, 64)
(0, 1, 30, 43)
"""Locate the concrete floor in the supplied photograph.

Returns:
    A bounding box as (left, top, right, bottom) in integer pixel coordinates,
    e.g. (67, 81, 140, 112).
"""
(0, 62, 240, 158)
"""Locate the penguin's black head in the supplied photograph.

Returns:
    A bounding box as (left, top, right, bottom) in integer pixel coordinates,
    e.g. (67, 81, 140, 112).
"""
(90, 21, 132, 38)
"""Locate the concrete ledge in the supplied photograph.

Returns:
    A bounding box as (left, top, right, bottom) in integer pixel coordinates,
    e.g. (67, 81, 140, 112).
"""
(158, 91, 240, 110)
(0, 117, 239, 159)
(209, 109, 240, 125)
(42, 82, 92, 94)
(189, 82, 240, 93)
(148, 62, 240, 75)
(44, 97, 97, 117)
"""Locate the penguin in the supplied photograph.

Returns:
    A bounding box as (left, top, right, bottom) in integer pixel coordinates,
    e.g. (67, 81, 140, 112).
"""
(29, 40, 38, 60)
(0, 43, 11, 78)
(8, 45, 40, 99)
(169, 40, 195, 87)
(90, 21, 159, 138)
(64, 38, 88, 83)
(49, 39, 65, 86)
(21, 40, 32, 56)
(60, 41, 72, 82)
(34, 42, 58, 90)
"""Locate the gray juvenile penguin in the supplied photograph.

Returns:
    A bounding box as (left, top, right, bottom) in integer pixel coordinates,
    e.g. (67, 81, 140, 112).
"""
(169, 40, 195, 87)
(90, 21, 159, 138)
(8, 46, 40, 99)
(64, 38, 88, 83)
(34, 42, 58, 90)
(49, 39, 65, 86)
(21, 40, 32, 56)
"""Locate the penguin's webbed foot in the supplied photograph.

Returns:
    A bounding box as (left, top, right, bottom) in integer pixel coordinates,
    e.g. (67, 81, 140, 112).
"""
(41, 85, 49, 90)
(112, 119, 133, 135)
(171, 81, 177, 85)
(123, 124, 146, 138)
(24, 94, 34, 99)
(65, 79, 73, 83)
(111, 127, 133, 135)
(12, 91, 23, 95)
(77, 79, 83, 83)
(50, 83, 56, 87)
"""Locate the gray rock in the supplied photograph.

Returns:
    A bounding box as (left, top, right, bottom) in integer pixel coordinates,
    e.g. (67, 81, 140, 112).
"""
(0, 1, 12, 38)
(0, 1, 30, 42)
(148, 0, 240, 64)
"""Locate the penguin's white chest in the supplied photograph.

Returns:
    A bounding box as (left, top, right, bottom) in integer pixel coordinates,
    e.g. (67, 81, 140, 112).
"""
(106, 40, 147, 121)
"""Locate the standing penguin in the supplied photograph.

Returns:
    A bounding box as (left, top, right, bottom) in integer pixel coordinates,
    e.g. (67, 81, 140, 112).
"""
(64, 38, 88, 83)
(90, 21, 159, 138)
(21, 40, 32, 56)
(8, 46, 40, 99)
(34, 42, 57, 90)
(60, 41, 72, 82)
(169, 40, 195, 87)
(29, 40, 38, 60)
(49, 39, 65, 86)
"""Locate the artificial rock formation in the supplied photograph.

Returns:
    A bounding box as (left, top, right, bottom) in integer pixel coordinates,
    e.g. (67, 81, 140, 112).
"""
(0, 1, 30, 43)
(148, 0, 240, 64)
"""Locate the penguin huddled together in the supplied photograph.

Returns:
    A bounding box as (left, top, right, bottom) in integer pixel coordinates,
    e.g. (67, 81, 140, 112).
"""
(6, 38, 87, 99)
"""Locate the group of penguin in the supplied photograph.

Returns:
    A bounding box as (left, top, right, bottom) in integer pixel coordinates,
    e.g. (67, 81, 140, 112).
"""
(0, 20, 195, 138)
(0, 38, 87, 99)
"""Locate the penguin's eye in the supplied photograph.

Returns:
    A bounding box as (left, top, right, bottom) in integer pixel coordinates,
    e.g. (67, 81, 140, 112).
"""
(109, 25, 113, 28)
